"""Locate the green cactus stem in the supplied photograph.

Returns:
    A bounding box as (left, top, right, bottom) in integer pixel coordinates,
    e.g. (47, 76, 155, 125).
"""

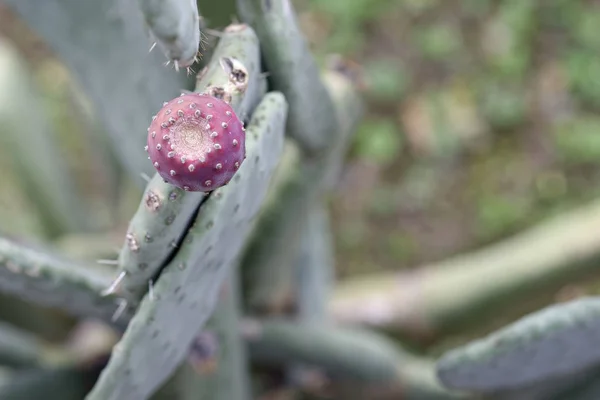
(0, 36, 87, 238)
(486, 365, 600, 400)
(330, 198, 600, 344)
(3, 0, 188, 182)
(241, 140, 307, 313)
(186, 269, 251, 400)
(86, 92, 287, 400)
(106, 23, 265, 302)
(295, 203, 335, 323)
(0, 236, 129, 327)
(139, 0, 203, 72)
(241, 66, 364, 313)
(106, 179, 207, 301)
(195, 24, 266, 122)
(151, 270, 250, 400)
(290, 60, 365, 320)
(244, 319, 465, 399)
(236, 0, 338, 156)
(436, 297, 600, 392)
(320, 62, 366, 189)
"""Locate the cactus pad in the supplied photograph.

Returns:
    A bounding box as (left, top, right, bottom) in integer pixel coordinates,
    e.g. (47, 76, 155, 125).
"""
(86, 92, 287, 400)
(139, 0, 202, 70)
(0, 237, 127, 326)
(236, 0, 338, 156)
(436, 297, 600, 392)
(107, 24, 264, 302)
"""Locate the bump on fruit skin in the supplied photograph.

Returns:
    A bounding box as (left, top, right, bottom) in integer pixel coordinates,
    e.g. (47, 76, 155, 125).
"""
(146, 93, 246, 192)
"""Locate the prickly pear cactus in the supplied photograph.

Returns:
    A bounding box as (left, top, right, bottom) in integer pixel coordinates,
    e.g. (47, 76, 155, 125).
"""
(86, 92, 287, 400)
(0, 1, 460, 399)
(106, 23, 264, 303)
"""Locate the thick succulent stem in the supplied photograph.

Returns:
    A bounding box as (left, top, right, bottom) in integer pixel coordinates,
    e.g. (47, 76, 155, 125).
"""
(3, 0, 188, 182)
(244, 319, 465, 399)
(295, 203, 335, 322)
(241, 140, 308, 313)
(483, 365, 600, 400)
(86, 92, 287, 400)
(107, 23, 265, 302)
(139, 0, 202, 70)
(330, 198, 600, 343)
(0, 237, 127, 327)
(236, 0, 338, 156)
(437, 297, 600, 393)
(152, 270, 250, 400)
(0, 36, 88, 238)
(242, 67, 364, 313)
(187, 269, 251, 399)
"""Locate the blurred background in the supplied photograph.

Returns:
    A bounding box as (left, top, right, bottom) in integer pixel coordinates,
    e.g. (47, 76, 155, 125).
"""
(296, 0, 600, 277)
(1, 0, 600, 361)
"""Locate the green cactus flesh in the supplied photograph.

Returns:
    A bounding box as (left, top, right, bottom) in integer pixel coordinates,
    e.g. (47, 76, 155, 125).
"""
(139, 0, 202, 70)
(241, 68, 364, 313)
(236, 0, 338, 156)
(241, 140, 308, 312)
(196, 24, 266, 123)
(0, 237, 127, 327)
(187, 270, 251, 400)
(436, 297, 600, 392)
(487, 366, 600, 400)
(108, 23, 265, 302)
(86, 92, 287, 400)
(244, 319, 403, 384)
(295, 204, 334, 322)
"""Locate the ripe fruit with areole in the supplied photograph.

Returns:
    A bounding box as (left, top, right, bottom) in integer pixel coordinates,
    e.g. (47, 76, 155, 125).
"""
(146, 93, 246, 192)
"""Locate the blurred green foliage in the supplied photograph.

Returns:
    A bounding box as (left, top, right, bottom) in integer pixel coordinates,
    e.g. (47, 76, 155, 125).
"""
(292, 0, 600, 274)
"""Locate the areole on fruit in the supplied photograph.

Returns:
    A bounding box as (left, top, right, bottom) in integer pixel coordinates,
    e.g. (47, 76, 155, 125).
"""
(146, 93, 246, 192)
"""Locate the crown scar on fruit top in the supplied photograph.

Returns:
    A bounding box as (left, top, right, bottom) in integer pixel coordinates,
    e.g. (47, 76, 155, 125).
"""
(146, 93, 246, 192)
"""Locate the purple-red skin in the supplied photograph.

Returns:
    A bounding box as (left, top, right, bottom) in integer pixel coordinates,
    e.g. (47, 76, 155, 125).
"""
(146, 93, 246, 192)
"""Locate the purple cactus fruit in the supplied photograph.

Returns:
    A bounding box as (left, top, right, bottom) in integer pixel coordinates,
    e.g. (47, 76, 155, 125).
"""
(146, 93, 246, 192)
